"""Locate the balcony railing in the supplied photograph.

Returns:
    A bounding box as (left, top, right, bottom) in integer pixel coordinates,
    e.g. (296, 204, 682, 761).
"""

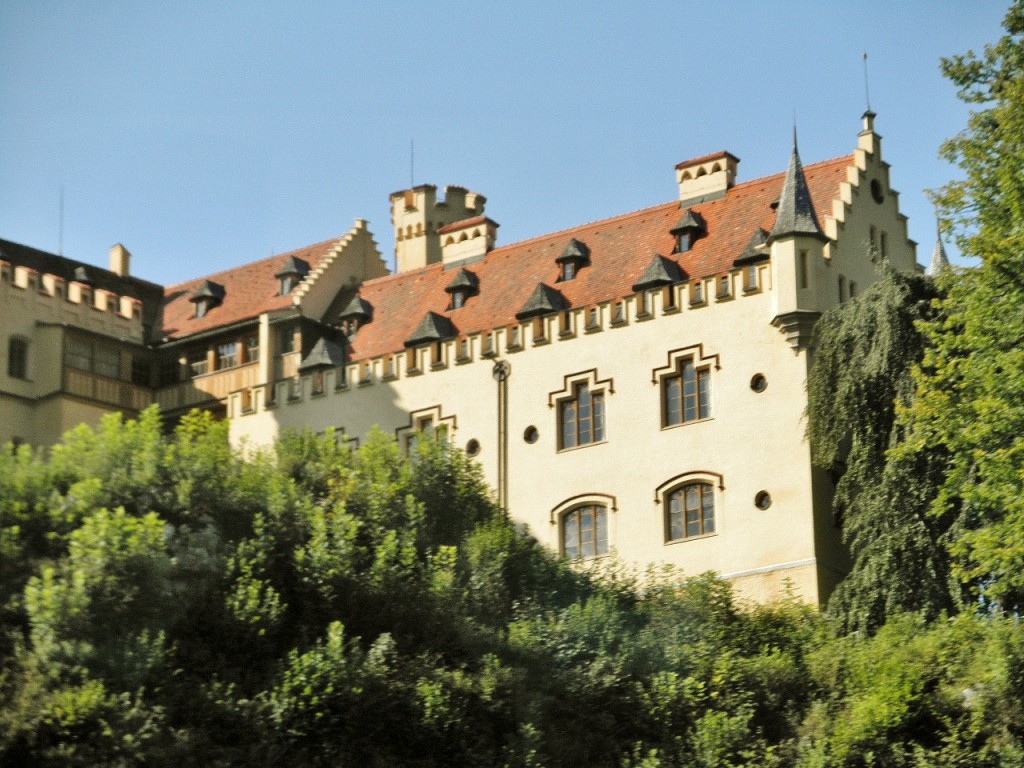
(154, 361, 260, 412)
(64, 368, 152, 411)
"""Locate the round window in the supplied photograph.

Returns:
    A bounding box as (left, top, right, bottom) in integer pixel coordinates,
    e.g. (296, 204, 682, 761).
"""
(755, 491, 772, 510)
(465, 439, 480, 457)
(523, 426, 539, 444)
(750, 373, 768, 393)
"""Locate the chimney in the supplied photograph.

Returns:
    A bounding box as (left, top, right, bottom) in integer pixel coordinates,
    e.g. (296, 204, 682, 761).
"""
(109, 243, 131, 276)
(675, 151, 739, 206)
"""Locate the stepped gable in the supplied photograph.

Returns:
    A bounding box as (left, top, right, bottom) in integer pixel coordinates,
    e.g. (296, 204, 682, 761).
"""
(161, 237, 341, 340)
(348, 155, 851, 362)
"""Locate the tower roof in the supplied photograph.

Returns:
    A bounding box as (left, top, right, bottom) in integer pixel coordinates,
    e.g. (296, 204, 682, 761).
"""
(928, 222, 950, 276)
(769, 130, 827, 243)
(299, 337, 346, 372)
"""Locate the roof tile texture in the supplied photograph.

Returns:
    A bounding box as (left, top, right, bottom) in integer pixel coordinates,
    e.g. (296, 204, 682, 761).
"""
(349, 155, 851, 361)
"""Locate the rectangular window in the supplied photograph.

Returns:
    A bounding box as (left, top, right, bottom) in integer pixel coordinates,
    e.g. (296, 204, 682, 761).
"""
(159, 357, 180, 386)
(188, 350, 208, 378)
(849, 281, 857, 298)
(838, 276, 846, 303)
(66, 338, 93, 371)
(799, 250, 809, 289)
(245, 336, 260, 364)
(94, 347, 120, 379)
(880, 231, 888, 259)
(8, 338, 28, 380)
(278, 325, 295, 354)
(664, 285, 677, 310)
(218, 342, 239, 370)
(717, 274, 731, 298)
(690, 280, 704, 305)
(664, 358, 710, 426)
(744, 264, 759, 292)
(131, 356, 150, 386)
(559, 383, 605, 449)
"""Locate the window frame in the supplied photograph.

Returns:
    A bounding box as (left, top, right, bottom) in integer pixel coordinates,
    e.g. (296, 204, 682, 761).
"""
(662, 357, 711, 427)
(7, 337, 28, 380)
(558, 381, 606, 450)
(653, 345, 719, 430)
(549, 370, 614, 452)
(560, 503, 609, 561)
(665, 481, 716, 542)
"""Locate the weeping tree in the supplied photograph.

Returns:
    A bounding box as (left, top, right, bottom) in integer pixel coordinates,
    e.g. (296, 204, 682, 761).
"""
(807, 267, 959, 633)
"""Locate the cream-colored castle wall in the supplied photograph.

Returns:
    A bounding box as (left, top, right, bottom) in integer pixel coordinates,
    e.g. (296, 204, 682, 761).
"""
(1, 265, 147, 447)
(232, 275, 831, 604)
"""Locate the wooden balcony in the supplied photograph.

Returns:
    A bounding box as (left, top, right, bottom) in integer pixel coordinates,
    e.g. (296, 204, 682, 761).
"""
(64, 368, 152, 411)
(155, 362, 260, 412)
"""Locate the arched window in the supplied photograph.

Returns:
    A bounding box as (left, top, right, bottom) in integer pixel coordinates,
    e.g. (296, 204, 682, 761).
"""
(665, 482, 715, 541)
(561, 504, 608, 560)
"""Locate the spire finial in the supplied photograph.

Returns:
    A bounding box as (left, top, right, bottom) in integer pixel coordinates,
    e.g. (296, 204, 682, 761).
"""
(863, 52, 871, 113)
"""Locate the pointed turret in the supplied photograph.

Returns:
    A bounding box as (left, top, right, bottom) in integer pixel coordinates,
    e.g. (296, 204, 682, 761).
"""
(928, 221, 950, 276)
(769, 129, 827, 243)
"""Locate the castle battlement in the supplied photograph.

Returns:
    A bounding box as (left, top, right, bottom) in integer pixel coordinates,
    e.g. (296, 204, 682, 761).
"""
(1, 260, 145, 327)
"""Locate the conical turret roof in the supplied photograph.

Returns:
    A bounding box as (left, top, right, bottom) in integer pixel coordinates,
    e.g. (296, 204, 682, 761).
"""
(299, 337, 346, 372)
(928, 222, 950, 276)
(769, 129, 827, 243)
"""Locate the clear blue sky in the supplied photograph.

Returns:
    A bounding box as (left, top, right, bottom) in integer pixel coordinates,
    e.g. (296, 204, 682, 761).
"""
(0, 1, 1007, 286)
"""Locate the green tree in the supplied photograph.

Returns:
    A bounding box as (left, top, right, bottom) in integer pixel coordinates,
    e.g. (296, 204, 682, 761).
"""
(807, 268, 956, 632)
(912, 0, 1024, 612)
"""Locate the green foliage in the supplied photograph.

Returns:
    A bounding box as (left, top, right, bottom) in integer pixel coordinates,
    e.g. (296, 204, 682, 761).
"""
(2, 403, 1023, 765)
(906, 0, 1024, 613)
(808, 268, 956, 631)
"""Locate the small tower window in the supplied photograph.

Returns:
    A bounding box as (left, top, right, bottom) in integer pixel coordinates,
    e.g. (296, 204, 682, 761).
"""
(274, 257, 310, 296)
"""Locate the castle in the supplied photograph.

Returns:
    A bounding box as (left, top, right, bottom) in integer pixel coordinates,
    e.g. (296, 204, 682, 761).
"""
(1, 112, 920, 603)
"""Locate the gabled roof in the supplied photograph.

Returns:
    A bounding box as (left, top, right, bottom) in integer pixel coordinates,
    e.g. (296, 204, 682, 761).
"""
(161, 237, 343, 340)
(405, 311, 457, 347)
(299, 337, 346, 372)
(347, 154, 851, 361)
(190, 280, 225, 303)
(556, 238, 591, 264)
(445, 268, 479, 294)
(734, 229, 771, 266)
(516, 283, 569, 320)
(633, 254, 685, 292)
(274, 256, 310, 279)
(338, 295, 373, 322)
(670, 209, 706, 235)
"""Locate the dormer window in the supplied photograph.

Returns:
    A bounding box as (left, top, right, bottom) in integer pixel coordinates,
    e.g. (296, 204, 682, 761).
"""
(274, 256, 310, 296)
(189, 280, 226, 319)
(445, 268, 478, 310)
(337, 295, 372, 337)
(670, 209, 706, 254)
(556, 238, 590, 282)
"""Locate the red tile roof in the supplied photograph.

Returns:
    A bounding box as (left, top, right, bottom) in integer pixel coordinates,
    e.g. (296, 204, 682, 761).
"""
(675, 150, 740, 169)
(160, 238, 342, 340)
(348, 155, 852, 361)
(436, 215, 496, 235)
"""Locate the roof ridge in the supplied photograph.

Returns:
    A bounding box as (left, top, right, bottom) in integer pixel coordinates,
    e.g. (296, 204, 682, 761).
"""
(163, 235, 344, 291)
